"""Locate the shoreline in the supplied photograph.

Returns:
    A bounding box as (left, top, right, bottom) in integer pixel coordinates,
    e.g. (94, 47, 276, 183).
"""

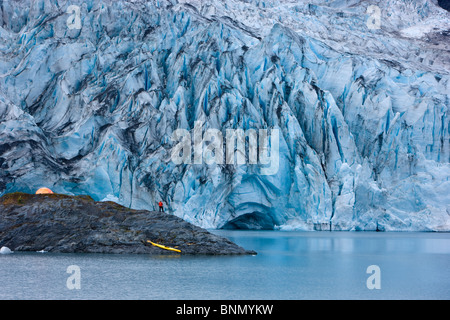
(0, 192, 256, 255)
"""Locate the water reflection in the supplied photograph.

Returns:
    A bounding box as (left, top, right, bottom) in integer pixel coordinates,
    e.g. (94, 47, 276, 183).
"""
(1, 231, 449, 299)
(214, 230, 450, 256)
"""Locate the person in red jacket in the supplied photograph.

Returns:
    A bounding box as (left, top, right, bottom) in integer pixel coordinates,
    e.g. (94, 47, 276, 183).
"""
(158, 201, 164, 212)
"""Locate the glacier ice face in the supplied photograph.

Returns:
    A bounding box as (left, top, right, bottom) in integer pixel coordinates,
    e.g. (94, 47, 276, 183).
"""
(0, 0, 449, 231)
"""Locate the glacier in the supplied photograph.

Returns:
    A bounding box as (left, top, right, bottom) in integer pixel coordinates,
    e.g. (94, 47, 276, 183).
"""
(0, 0, 449, 231)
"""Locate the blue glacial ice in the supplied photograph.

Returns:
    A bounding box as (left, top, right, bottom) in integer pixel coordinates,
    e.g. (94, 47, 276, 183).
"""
(0, 0, 449, 231)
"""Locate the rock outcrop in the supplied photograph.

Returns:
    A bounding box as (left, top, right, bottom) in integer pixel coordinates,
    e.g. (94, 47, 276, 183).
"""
(0, 193, 255, 255)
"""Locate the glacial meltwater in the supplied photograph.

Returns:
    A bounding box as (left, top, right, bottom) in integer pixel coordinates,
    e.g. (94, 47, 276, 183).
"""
(0, 231, 449, 300)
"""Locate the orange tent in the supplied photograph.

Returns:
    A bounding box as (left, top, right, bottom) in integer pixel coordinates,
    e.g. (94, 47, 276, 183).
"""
(36, 187, 54, 194)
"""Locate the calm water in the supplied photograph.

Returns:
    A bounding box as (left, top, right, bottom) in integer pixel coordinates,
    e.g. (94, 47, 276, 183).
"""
(0, 231, 449, 300)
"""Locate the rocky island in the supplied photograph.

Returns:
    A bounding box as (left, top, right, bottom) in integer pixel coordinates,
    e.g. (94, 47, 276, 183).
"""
(0, 192, 256, 255)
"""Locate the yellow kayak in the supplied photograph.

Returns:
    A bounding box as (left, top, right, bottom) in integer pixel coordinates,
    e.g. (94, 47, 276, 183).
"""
(147, 240, 181, 253)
